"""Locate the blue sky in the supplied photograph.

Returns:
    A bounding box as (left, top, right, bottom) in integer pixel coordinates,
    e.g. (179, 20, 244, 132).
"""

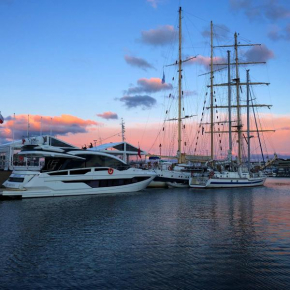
(0, 0, 289, 154)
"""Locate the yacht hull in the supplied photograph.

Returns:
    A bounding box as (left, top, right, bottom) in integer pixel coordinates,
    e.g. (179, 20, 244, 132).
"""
(1, 169, 155, 199)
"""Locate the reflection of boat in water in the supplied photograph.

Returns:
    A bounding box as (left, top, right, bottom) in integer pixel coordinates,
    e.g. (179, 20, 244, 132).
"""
(1, 144, 156, 199)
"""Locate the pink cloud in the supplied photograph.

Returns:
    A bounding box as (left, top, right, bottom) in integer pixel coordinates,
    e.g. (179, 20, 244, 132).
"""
(4, 113, 288, 157)
(97, 111, 118, 120)
(187, 55, 226, 70)
(55, 113, 290, 156)
(0, 114, 100, 142)
(127, 77, 173, 94)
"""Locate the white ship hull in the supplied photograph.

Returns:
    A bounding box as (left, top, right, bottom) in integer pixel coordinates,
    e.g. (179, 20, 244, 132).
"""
(2, 168, 155, 199)
(189, 171, 266, 188)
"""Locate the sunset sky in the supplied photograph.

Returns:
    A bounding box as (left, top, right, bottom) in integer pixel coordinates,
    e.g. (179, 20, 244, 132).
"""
(0, 0, 289, 157)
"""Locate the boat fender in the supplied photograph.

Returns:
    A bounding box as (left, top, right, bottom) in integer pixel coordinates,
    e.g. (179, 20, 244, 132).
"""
(108, 168, 114, 175)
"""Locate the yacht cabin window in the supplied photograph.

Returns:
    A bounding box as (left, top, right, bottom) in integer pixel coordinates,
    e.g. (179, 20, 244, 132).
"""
(41, 154, 128, 172)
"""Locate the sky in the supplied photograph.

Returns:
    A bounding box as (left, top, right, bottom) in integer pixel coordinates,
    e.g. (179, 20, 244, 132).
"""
(0, 0, 290, 157)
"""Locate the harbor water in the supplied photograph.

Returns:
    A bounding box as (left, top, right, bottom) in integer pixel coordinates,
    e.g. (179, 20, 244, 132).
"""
(0, 178, 290, 289)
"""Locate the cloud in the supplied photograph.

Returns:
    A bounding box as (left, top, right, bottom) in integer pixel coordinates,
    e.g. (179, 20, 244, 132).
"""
(0, 114, 99, 142)
(230, 1, 290, 42)
(229, 0, 290, 21)
(186, 55, 226, 70)
(120, 95, 157, 109)
(97, 111, 118, 120)
(202, 24, 230, 40)
(244, 44, 274, 62)
(268, 24, 290, 41)
(124, 55, 155, 71)
(127, 77, 173, 94)
(146, 0, 161, 8)
(140, 25, 177, 46)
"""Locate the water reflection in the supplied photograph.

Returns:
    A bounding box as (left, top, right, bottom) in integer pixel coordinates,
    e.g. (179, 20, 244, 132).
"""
(0, 179, 290, 289)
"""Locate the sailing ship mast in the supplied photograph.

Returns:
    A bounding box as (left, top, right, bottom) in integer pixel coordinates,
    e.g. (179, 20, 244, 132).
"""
(210, 21, 214, 160)
(227, 50, 232, 160)
(178, 6, 182, 163)
(164, 7, 196, 163)
(234, 33, 242, 163)
(208, 27, 273, 164)
(246, 69, 251, 171)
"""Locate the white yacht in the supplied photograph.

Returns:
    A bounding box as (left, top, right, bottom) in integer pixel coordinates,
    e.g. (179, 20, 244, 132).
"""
(1, 145, 156, 199)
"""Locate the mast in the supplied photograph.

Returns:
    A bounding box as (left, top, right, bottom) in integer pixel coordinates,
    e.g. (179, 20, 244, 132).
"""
(40, 116, 42, 136)
(227, 50, 232, 159)
(121, 118, 125, 142)
(207, 35, 272, 165)
(12, 113, 15, 144)
(121, 118, 126, 162)
(210, 21, 214, 159)
(234, 32, 242, 164)
(178, 6, 182, 163)
(246, 69, 250, 171)
(27, 114, 30, 138)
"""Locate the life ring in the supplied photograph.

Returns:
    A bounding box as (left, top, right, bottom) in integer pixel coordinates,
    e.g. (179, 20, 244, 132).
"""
(108, 168, 114, 175)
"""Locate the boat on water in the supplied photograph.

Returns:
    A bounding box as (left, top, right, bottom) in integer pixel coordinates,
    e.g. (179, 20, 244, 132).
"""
(190, 168, 266, 188)
(1, 144, 156, 199)
(149, 162, 192, 188)
(189, 25, 276, 188)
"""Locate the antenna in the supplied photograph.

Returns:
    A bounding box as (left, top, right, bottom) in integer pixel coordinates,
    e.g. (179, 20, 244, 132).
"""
(121, 118, 125, 142)
(50, 117, 52, 136)
(40, 116, 42, 136)
(12, 113, 15, 144)
(27, 114, 30, 138)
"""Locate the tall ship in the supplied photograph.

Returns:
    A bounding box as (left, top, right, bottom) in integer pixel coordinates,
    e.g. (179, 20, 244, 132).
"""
(189, 23, 276, 188)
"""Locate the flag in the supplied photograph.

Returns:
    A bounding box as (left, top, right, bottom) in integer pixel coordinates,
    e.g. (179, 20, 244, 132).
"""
(0, 113, 4, 124)
(162, 71, 165, 84)
(138, 147, 141, 159)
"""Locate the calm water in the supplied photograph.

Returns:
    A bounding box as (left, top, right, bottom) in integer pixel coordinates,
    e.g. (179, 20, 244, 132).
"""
(1, 178, 290, 289)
